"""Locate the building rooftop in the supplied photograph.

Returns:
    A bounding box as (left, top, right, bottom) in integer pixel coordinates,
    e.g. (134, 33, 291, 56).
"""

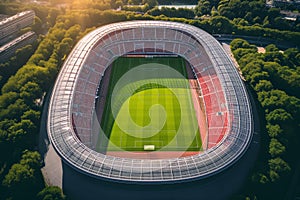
(0, 10, 34, 27)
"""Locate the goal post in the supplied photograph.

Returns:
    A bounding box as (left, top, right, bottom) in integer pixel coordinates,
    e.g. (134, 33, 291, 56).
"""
(144, 145, 155, 151)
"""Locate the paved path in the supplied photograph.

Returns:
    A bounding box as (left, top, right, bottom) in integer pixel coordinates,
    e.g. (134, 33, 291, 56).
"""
(41, 144, 63, 188)
(39, 89, 63, 188)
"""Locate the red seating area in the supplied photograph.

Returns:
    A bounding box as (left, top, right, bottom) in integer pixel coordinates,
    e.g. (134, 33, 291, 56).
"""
(196, 69, 229, 148)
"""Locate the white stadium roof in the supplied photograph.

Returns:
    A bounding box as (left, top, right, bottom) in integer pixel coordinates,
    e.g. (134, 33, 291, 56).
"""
(47, 20, 253, 183)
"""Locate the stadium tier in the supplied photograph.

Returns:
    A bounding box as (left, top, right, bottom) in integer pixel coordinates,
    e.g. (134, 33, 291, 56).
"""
(48, 21, 253, 183)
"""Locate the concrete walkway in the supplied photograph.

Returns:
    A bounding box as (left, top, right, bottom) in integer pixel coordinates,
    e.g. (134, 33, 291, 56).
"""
(41, 144, 63, 188)
(39, 89, 63, 188)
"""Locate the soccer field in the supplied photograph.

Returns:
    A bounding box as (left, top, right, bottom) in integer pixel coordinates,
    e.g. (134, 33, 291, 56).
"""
(97, 57, 202, 152)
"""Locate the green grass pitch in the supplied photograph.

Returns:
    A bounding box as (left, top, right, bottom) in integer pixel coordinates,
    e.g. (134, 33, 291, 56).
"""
(97, 57, 202, 152)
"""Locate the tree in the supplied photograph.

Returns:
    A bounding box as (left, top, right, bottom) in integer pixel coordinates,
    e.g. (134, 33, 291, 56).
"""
(268, 157, 291, 182)
(37, 186, 66, 200)
(277, 66, 300, 90)
(0, 44, 35, 88)
(8, 119, 37, 146)
(142, 0, 158, 9)
(0, 99, 29, 121)
(262, 16, 270, 28)
(218, 5, 234, 19)
(238, 53, 263, 68)
(211, 6, 218, 16)
(128, 0, 142, 5)
(269, 170, 280, 182)
(269, 138, 285, 157)
(263, 61, 280, 76)
(29, 38, 54, 64)
(267, 7, 280, 23)
(46, 8, 61, 27)
(231, 39, 300, 198)
(111, 0, 124, 9)
(20, 81, 43, 105)
(251, 173, 269, 184)
(0, 92, 19, 110)
(265, 44, 279, 52)
(266, 123, 283, 138)
(210, 15, 234, 33)
(263, 51, 288, 66)
(28, 53, 46, 66)
(254, 80, 273, 92)
(258, 90, 300, 115)
(32, 16, 43, 34)
(21, 109, 41, 126)
(265, 108, 293, 125)
(115, 0, 123, 8)
(269, 157, 290, 172)
(2, 164, 35, 188)
(195, 0, 211, 16)
(233, 18, 249, 26)
(57, 38, 73, 59)
(241, 60, 265, 81)
(230, 38, 256, 51)
(249, 71, 269, 85)
(272, 17, 291, 31)
(147, 7, 195, 19)
(2, 150, 43, 199)
(0, 119, 15, 144)
(65, 24, 81, 40)
(284, 48, 300, 67)
(20, 150, 42, 170)
(2, 65, 50, 94)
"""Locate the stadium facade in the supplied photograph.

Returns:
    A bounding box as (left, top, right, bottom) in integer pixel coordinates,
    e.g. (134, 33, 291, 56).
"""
(47, 21, 253, 183)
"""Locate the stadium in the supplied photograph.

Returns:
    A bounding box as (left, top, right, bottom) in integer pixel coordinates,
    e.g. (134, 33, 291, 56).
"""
(47, 20, 253, 183)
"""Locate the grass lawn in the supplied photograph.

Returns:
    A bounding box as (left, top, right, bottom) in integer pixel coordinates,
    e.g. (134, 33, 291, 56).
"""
(97, 56, 202, 152)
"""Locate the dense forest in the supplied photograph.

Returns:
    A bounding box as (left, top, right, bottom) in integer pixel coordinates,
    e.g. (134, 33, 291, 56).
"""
(0, 0, 299, 199)
(230, 39, 300, 199)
